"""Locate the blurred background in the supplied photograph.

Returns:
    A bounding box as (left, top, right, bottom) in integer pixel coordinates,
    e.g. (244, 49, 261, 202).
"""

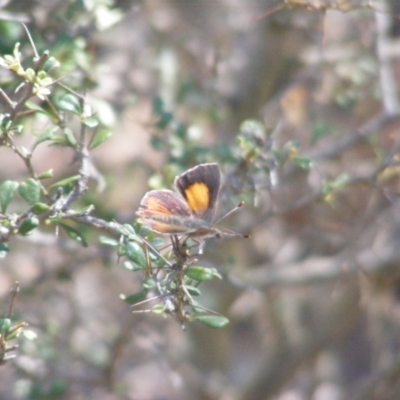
(1, 0, 400, 399)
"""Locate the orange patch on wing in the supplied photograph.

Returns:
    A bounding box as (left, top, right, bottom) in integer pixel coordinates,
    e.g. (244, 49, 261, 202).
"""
(143, 197, 172, 216)
(184, 182, 210, 216)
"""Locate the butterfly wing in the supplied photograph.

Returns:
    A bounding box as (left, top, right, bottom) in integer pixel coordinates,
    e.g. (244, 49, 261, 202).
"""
(136, 190, 192, 234)
(175, 163, 221, 222)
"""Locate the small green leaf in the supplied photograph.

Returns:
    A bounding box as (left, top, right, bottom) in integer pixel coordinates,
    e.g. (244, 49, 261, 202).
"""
(331, 173, 351, 189)
(36, 70, 47, 80)
(25, 101, 45, 112)
(58, 94, 82, 115)
(49, 175, 79, 189)
(13, 124, 23, 134)
(18, 178, 41, 205)
(0, 243, 9, 259)
(128, 231, 144, 243)
(210, 268, 222, 279)
(59, 223, 88, 247)
(150, 135, 163, 151)
(0, 180, 19, 212)
(193, 315, 230, 329)
(149, 237, 165, 247)
(49, 136, 69, 147)
(63, 127, 77, 147)
(34, 126, 59, 147)
(49, 215, 62, 224)
(293, 156, 313, 170)
(185, 285, 201, 296)
(90, 129, 112, 149)
(37, 169, 54, 180)
(136, 223, 152, 237)
(143, 279, 156, 290)
(18, 216, 39, 235)
(120, 290, 148, 305)
(32, 202, 50, 215)
(82, 117, 99, 129)
(123, 260, 143, 272)
(22, 330, 38, 340)
(239, 119, 266, 138)
(25, 68, 35, 82)
(151, 304, 166, 314)
(7, 327, 23, 340)
(156, 112, 173, 129)
(0, 318, 11, 335)
(153, 96, 164, 115)
(185, 266, 215, 282)
(283, 141, 300, 160)
(42, 56, 60, 72)
(99, 235, 119, 246)
(311, 122, 331, 143)
(148, 249, 164, 262)
(125, 242, 147, 269)
(0, 114, 12, 131)
(322, 173, 351, 196)
(175, 123, 187, 139)
(122, 224, 136, 236)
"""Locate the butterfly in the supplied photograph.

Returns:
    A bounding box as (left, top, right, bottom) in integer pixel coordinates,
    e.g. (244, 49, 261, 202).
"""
(136, 163, 247, 239)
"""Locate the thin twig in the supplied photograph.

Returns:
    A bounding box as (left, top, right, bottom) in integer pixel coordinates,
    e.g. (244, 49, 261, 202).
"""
(375, 0, 400, 115)
(5, 282, 19, 319)
(238, 228, 400, 288)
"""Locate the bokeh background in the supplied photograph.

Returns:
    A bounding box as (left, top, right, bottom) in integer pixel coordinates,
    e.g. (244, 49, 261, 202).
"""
(1, 0, 400, 399)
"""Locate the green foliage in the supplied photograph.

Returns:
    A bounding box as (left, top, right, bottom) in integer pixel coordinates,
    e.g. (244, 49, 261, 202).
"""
(0, 180, 19, 212)
(125, 242, 147, 270)
(104, 223, 233, 327)
(185, 266, 222, 282)
(0, 283, 33, 366)
(18, 179, 41, 205)
(322, 173, 352, 203)
(59, 223, 88, 247)
(0, 243, 9, 259)
(90, 128, 112, 149)
(22, 379, 67, 400)
(191, 314, 230, 329)
(18, 216, 40, 236)
(57, 94, 82, 115)
(0, 32, 113, 249)
(120, 291, 148, 305)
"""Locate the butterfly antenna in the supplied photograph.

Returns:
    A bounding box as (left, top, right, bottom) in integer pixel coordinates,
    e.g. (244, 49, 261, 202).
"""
(215, 202, 251, 239)
(215, 201, 245, 224)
